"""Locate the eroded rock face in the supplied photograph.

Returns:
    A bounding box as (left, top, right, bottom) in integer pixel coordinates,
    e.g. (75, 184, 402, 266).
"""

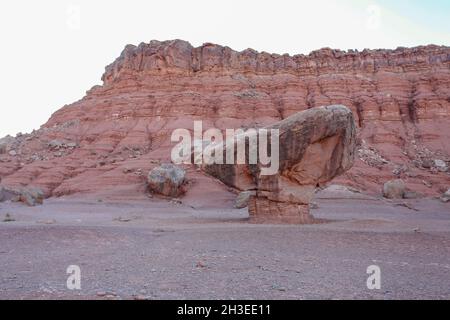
(147, 163, 186, 197)
(204, 105, 356, 223)
(0, 40, 448, 199)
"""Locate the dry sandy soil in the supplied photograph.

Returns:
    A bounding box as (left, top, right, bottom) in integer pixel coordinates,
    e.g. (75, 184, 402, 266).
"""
(0, 188, 449, 300)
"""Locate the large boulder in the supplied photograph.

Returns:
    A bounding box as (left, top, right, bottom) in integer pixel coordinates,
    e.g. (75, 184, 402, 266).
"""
(0, 186, 44, 206)
(383, 179, 406, 199)
(0, 186, 20, 202)
(203, 105, 357, 223)
(147, 163, 186, 197)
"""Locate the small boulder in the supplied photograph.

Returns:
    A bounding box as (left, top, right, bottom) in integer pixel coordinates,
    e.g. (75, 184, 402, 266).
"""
(235, 191, 255, 209)
(147, 163, 186, 197)
(434, 159, 448, 172)
(383, 179, 405, 199)
(441, 189, 450, 203)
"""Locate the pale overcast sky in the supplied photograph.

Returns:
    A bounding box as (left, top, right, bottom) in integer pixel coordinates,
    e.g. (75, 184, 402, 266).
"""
(0, 0, 449, 137)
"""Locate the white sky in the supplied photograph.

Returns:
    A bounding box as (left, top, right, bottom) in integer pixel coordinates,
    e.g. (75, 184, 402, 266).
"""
(0, 0, 449, 137)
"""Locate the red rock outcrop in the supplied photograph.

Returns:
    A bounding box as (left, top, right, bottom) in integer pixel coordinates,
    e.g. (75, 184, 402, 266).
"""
(0, 40, 449, 199)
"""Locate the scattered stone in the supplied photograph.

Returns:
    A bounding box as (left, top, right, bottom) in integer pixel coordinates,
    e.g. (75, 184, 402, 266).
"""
(116, 217, 132, 222)
(66, 142, 77, 148)
(309, 202, 319, 209)
(30, 154, 41, 162)
(392, 165, 408, 176)
(123, 167, 133, 174)
(147, 163, 186, 197)
(36, 219, 56, 225)
(383, 179, 405, 199)
(403, 191, 421, 199)
(105, 291, 117, 297)
(234, 191, 255, 209)
(358, 141, 389, 168)
(8, 150, 17, 157)
(422, 180, 432, 188)
(96, 291, 107, 297)
(48, 140, 64, 149)
(170, 198, 182, 205)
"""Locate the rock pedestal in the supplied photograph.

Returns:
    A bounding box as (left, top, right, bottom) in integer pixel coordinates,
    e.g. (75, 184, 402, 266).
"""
(248, 196, 314, 224)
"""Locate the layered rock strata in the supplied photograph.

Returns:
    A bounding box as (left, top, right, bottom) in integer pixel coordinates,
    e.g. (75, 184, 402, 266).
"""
(0, 40, 448, 200)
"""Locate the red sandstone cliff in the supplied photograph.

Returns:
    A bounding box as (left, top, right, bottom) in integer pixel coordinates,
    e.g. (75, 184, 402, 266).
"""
(0, 40, 449, 198)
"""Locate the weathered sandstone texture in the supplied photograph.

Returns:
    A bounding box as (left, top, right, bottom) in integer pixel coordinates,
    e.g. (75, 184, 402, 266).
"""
(0, 40, 449, 201)
(203, 105, 356, 223)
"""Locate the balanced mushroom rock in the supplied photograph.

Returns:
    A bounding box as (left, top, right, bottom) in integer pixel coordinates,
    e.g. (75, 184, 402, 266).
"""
(203, 105, 357, 224)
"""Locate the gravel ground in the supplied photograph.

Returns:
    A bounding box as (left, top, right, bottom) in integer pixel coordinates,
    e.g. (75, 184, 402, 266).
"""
(0, 194, 449, 300)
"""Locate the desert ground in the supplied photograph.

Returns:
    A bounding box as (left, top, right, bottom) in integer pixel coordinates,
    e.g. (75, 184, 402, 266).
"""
(1, 187, 449, 300)
(0, 41, 449, 300)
